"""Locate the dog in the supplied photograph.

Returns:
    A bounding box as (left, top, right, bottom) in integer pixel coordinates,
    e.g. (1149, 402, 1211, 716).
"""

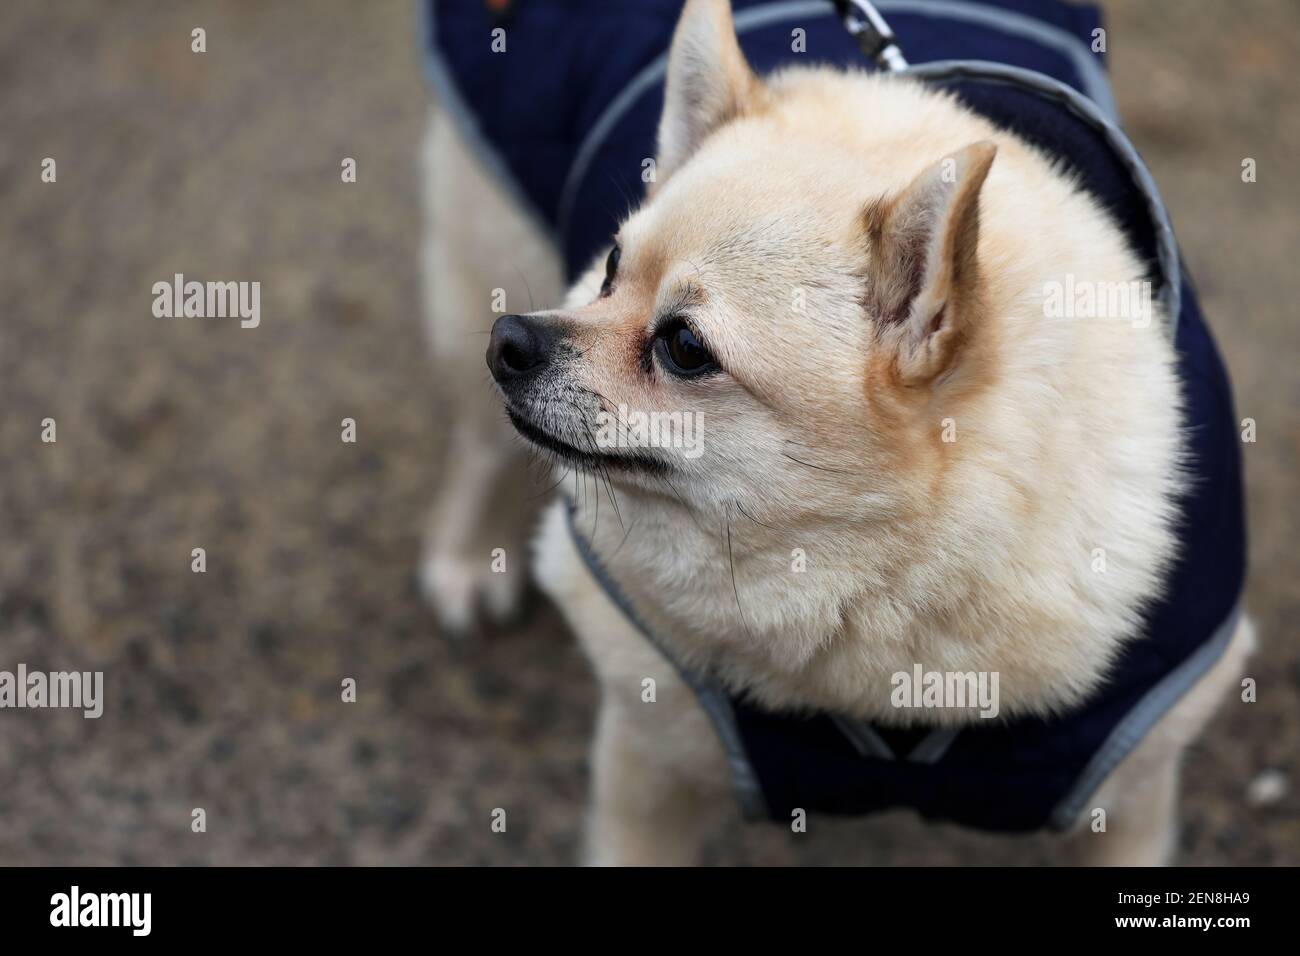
(419, 0, 1252, 864)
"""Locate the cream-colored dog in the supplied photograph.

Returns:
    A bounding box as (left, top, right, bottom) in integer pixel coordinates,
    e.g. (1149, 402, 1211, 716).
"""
(420, 0, 1252, 865)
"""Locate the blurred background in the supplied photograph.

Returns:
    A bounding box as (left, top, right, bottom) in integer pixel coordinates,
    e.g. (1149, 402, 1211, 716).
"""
(0, 0, 1295, 864)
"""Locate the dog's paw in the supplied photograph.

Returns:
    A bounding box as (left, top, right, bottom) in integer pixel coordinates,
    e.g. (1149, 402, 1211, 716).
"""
(418, 550, 526, 636)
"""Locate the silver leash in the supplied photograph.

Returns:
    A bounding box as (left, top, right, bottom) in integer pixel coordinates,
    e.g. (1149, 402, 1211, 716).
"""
(833, 0, 909, 72)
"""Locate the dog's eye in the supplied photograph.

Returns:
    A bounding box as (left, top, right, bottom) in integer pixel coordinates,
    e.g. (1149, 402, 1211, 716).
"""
(656, 319, 717, 377)
(599, 244, 619, 298)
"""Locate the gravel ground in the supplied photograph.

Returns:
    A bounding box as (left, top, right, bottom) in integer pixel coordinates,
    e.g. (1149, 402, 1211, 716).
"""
(0, 0, 1295, 865)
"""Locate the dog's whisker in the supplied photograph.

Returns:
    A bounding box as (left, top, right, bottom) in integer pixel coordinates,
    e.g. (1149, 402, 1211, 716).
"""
(725, 510, 755, 642)
(782, 451, 851, 475)
(597, 464, 625, 530)
(610, 514, 638, 558)
(531, 462, 573, 500)
(659, 474, 709, 534)
(734, 500, 785, 532)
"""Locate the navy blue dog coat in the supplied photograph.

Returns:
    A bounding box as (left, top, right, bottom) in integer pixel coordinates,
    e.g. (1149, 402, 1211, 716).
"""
(424, 0, 1246, 832)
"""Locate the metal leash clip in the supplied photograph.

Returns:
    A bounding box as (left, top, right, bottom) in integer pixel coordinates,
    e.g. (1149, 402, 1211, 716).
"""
(833, 0, 909, 72)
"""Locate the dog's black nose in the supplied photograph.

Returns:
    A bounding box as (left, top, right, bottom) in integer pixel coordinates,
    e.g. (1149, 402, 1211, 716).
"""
(487, 314, 549, 383)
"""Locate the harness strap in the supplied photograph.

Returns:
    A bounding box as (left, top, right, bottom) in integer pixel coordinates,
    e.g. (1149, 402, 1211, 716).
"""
(902, 59, 1183, 337)
(1046, 602, 1241, 829)
(550, 0, 1121, 248)
(563, 503, 769, 819)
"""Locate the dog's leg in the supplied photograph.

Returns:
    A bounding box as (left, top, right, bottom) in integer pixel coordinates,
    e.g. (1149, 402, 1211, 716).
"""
(420, 417, 529, 632)
(1067, 752, 1182, 866)
(585, 696, 724, 866)
(418, 104, 564, 634)
(531, 501, 731, 865)
(1061, 614, 1255, 866)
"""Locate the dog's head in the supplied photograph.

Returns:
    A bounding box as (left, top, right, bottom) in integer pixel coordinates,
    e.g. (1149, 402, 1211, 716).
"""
(492, 0, 1188, 713)
(489, 0, 1000, 525)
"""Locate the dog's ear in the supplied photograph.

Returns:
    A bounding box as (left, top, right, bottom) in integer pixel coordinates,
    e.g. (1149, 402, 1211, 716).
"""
(655, 0, 760, 188)
(860, 141, 997, 384)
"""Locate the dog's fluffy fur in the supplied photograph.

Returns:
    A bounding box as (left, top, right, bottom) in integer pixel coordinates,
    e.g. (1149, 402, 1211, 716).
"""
(421, 0, 1253, 864)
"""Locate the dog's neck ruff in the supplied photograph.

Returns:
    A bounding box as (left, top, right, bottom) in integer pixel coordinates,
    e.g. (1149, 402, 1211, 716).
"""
(427, 0, 1246, 831)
